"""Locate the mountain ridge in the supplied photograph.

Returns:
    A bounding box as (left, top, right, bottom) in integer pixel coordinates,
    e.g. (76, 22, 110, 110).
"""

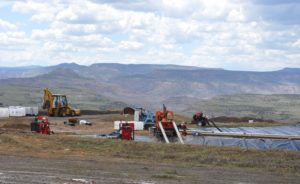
(1, 63, 300, 119)
(1, 62, 297, 80)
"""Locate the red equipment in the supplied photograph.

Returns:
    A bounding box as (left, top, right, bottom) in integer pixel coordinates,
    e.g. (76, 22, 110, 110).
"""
(154, 104, 176, 137)
(192, 112, 208, 126)
(31, 116, 51, 135)
(120, 122, 134, 140)
(192, 112, 223, 132)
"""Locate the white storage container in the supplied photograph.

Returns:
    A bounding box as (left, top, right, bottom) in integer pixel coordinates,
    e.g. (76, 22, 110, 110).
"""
(32, 107, 38, 116)
(25, 107, 31, 115)
(114, 121, 125, 130)
(0, 108, 9, 118)
(114, 121, 144, 130)
(128, 121, 144, 130)
(25, 106, 38, 116)
(9, 106, 26, 117)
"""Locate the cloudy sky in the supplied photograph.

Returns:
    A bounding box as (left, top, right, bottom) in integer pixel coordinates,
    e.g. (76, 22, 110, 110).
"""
(0, 0, 299, 71)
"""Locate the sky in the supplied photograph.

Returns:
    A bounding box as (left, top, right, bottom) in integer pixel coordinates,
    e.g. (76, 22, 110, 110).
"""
(0, 0, 299, 71)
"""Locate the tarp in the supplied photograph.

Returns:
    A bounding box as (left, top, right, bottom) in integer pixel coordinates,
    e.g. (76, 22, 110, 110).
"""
(0, 108, 9, 118)
(186, 124, 300, 151)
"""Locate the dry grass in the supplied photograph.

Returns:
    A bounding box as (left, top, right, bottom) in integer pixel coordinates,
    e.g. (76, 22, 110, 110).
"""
(0, 133, 299, 174)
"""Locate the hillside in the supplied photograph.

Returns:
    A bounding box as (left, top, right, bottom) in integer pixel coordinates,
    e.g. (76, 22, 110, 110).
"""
(163, 94, 300, 120)
(0, 63, 300, 120)
(0, 68, 127, 110)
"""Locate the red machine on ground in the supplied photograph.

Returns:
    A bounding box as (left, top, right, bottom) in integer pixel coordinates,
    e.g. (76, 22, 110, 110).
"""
(192, 112, 209, 126)
(192, 112, 222, 132)
(152, 105, 185, 144)
(31, 116, 51, 135)
(154, 104, 176, 137)
(120, 122, 135, 140)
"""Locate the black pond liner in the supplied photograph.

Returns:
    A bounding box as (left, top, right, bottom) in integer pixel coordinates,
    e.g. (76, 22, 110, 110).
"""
(186, 124, 300, 151)
(94, 124, 300, 151)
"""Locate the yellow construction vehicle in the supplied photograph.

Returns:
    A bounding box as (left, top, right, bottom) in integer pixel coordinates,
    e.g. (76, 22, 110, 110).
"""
(42, 88, 81, 117)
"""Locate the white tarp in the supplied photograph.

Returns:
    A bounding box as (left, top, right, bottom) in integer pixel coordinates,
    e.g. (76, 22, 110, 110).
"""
(9, 106, 26, 117)
(25, 106, 38, 116)
(79, 120, 92, 125)
(114, 121, 144, 130)
(0, 108, 9, 118)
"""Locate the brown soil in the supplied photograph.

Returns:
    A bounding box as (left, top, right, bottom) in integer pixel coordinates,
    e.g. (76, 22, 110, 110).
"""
(2, 122, 29, 129)
(0, 154, 298, 184)
(0, 117, 32, 133)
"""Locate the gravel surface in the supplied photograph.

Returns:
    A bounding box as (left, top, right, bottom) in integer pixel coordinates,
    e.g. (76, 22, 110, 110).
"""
(0, 155, 299, 184)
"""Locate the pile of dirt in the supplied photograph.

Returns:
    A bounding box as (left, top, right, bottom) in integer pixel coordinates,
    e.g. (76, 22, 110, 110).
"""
(0, 117, 32, 132)
(211, 116, 275, 123)
(2, 123, 30, 130)
(80, 109, 122, 115)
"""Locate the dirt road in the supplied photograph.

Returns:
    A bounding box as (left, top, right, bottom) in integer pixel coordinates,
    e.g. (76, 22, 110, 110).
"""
(0, 154, 298, 184)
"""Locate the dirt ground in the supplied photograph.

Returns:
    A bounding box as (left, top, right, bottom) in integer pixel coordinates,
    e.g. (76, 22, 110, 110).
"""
(49, 115, 117, 135)
(0, 115, 121, 135)
(0, 116, 299, 184)
(0, 154, 299, 184)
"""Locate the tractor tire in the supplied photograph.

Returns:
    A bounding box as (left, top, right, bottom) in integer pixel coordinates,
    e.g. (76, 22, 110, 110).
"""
(60, 109, 66, 117)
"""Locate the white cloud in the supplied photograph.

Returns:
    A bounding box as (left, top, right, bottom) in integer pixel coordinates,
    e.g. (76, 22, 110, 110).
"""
(30, 13, 55, 22)
(292, 39, 300, 48)
(31, 29, 62, 39)
(0, 19, 17, 30)
(118, 41, 143, 50)
(0, 31, 34, 52)
(12, 1, 43, 13)
(12, 0, 62, 22)
(0, 0, 299, 70)
(42, 41, 78, 52)
(227, 8, 246, 22)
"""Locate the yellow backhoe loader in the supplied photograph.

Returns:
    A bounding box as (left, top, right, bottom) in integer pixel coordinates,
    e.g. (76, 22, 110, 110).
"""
(42, 88, 81, 117)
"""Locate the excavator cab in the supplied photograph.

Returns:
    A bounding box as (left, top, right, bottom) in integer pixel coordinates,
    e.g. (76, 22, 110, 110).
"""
(52, 95, 68, 108)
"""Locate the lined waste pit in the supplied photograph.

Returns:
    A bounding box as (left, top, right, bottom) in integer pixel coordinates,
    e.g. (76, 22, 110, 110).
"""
(72, 124, 300, 151)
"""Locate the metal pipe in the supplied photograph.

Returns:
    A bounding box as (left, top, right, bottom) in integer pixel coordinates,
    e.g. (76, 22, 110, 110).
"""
(158, 121, 170, 143)
(172, 121, 184, 144)
(187, 130, 300, 140)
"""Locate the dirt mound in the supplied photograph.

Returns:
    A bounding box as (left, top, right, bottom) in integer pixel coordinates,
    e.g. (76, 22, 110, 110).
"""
(0, 117, 32, 132)
(2, 123, 29, 130)
(81, 110, 121, 115)
(211, 116, 275, 123)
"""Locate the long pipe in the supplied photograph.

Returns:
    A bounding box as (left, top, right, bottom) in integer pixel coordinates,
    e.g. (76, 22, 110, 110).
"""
(186, 130, 300, 140)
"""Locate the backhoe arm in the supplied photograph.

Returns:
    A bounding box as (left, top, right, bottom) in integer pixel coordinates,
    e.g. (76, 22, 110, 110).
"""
(43, 88, 53, 114)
